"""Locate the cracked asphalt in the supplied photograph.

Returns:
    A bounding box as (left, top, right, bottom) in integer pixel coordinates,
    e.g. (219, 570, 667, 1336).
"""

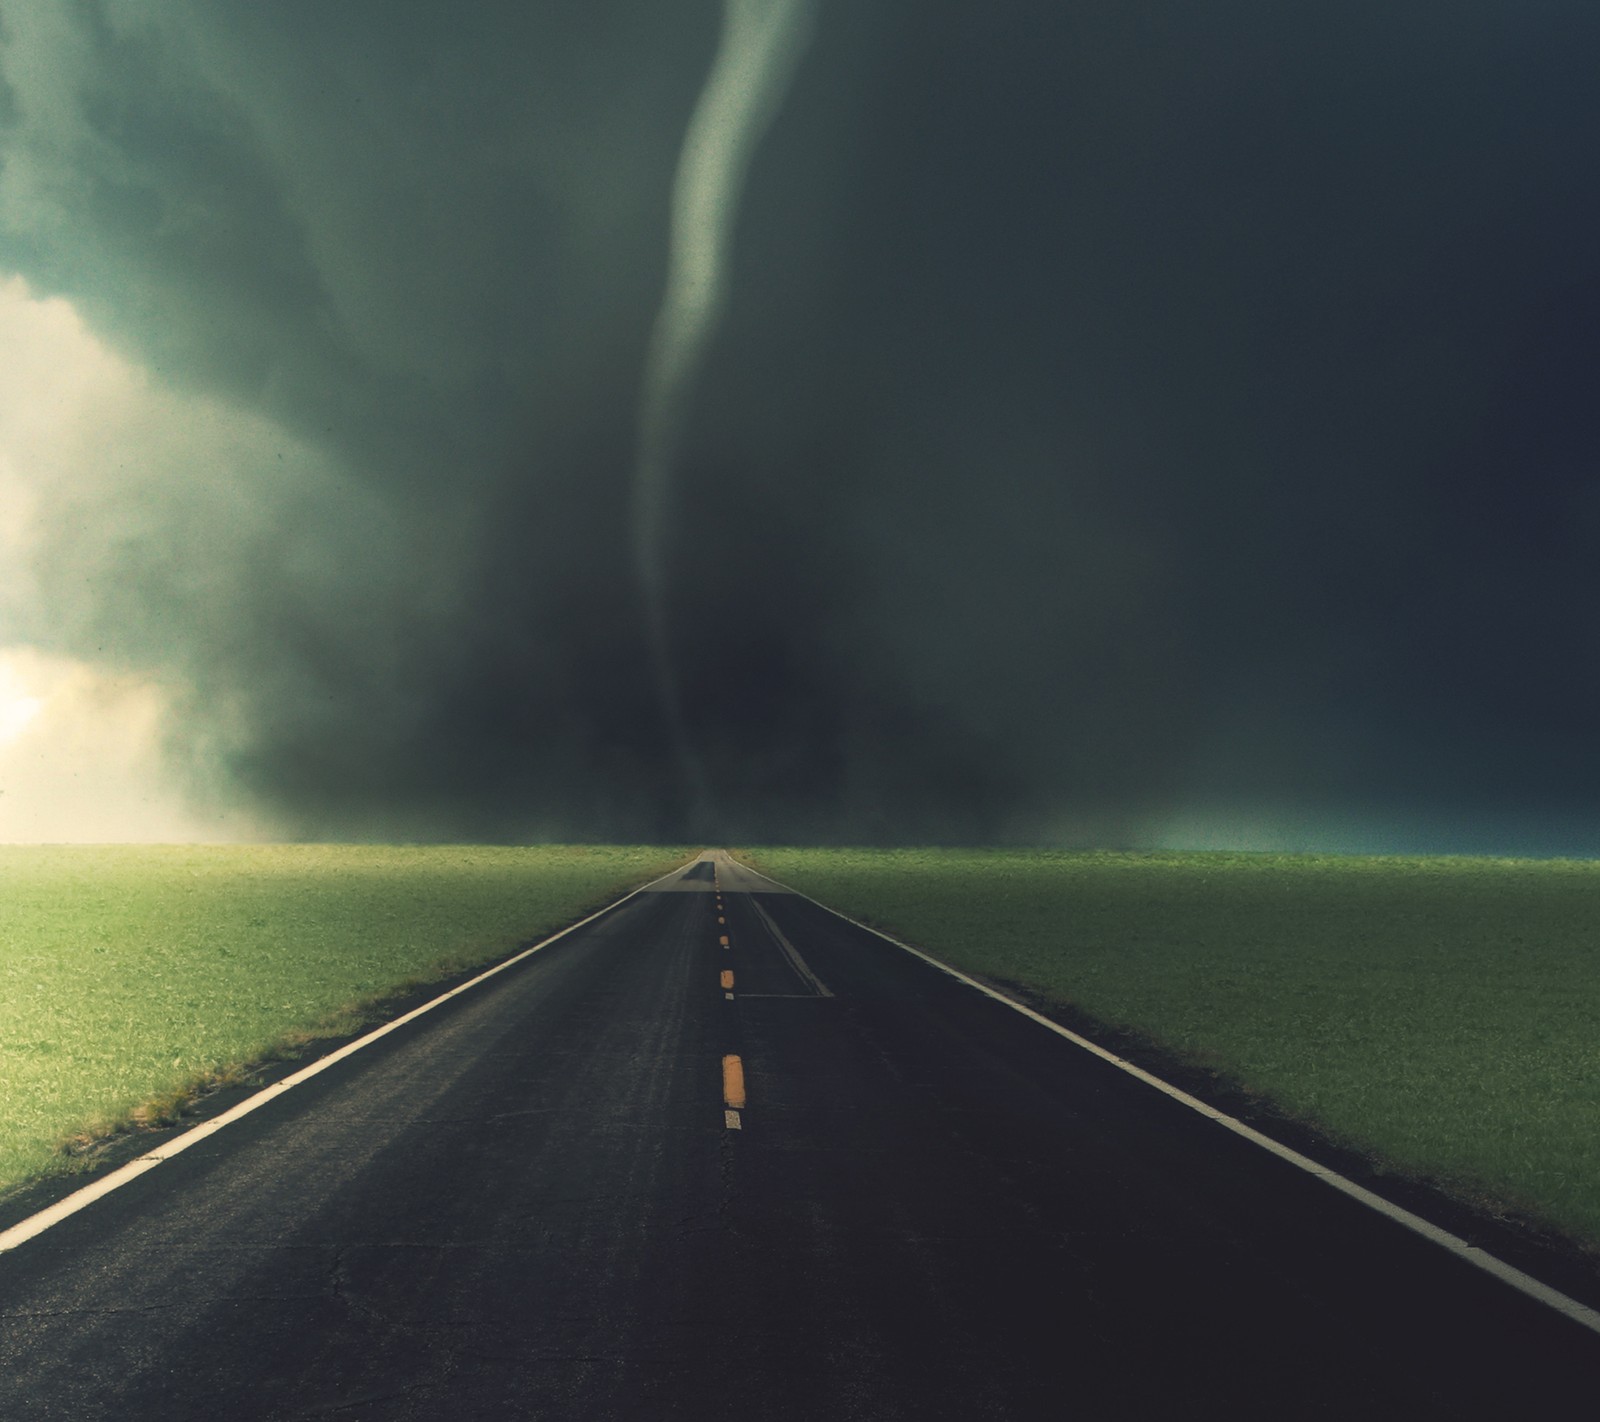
(0, 850, 1597, 1418)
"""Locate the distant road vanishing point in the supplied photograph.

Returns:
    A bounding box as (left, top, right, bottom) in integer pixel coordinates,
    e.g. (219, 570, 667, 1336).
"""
(0, 849, 1596, 1418)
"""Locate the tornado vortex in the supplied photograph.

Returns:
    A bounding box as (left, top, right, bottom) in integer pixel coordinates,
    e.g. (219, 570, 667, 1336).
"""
(630, 0, 818, 826)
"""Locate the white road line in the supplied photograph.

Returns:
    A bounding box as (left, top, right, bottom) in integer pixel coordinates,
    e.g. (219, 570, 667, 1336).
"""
(725, 1110, 742, 1130)
(747, 894, 832, 997)
(0, 857, 699, 1258)
(735, 858, 1600, 1339)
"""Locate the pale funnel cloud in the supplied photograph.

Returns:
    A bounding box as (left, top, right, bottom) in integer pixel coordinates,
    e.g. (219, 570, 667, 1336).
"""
(631, 0, 817, 817)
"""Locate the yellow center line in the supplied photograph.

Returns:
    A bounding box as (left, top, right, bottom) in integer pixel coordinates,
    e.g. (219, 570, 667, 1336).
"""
(721, 1054, 746, 1109)
(719, 934, 729, 947)
(720, 968, 734, 989)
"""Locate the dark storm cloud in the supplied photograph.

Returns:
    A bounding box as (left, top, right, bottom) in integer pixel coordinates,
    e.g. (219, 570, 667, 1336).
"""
(3, 0, 1599, 847)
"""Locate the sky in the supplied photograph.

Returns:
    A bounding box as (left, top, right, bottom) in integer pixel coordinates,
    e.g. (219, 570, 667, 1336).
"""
(0, 0, 1598, 851)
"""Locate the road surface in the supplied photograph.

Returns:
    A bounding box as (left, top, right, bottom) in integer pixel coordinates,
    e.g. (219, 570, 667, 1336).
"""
(0, 849, 1595, 1417)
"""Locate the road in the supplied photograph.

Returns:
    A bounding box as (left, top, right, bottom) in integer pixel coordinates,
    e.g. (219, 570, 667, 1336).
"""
(0, 849, 1596, 1417)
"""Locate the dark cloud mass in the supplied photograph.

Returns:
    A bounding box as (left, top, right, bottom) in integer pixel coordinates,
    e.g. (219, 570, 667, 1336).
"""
(3, 0, 1600, 849)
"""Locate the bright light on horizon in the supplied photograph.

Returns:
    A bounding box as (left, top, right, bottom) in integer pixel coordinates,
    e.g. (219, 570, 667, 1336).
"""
(0, 276, 274, 844)
(0, 644, 260, 844)
(0, 657, 42, 745)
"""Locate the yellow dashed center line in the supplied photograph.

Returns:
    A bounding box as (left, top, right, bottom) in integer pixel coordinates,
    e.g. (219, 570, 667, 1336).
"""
(722, 1054, 746, 1110)
(715, 868, 743, 1127)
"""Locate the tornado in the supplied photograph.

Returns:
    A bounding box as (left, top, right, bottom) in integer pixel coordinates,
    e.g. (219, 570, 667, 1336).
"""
(630, 0, 817, 827)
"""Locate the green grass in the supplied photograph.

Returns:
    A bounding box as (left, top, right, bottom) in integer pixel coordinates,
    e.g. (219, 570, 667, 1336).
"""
(0, 844, 688, 1195)
(745, 846, 1600, 1248)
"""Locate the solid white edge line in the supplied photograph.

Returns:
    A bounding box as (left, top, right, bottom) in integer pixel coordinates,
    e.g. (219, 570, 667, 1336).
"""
(732, 856, 1600, 1339)
(0, 855, 700, 1257)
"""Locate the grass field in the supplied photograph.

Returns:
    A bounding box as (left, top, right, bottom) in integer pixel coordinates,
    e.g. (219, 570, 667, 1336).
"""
(745, 847, 1600, 1248)
(0, 844, 687, 1196)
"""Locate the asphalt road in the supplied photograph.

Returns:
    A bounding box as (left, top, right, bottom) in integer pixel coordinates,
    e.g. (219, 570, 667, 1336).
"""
(0, 850, 1596, 1418)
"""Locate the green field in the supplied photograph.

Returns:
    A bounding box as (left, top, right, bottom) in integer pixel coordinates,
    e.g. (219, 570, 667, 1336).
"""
(9, 842, 1600, 1252)
(0, 844, 688, 1196)
(745, 847, 1600, 1249)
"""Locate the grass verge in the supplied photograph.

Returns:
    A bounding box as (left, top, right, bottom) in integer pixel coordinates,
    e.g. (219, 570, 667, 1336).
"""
(744, 846, 1600, 1249)
(0, 843, 688, 1195)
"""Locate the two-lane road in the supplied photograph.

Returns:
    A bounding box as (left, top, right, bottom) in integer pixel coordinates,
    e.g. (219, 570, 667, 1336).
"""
(0, 850, 1595, 1417)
